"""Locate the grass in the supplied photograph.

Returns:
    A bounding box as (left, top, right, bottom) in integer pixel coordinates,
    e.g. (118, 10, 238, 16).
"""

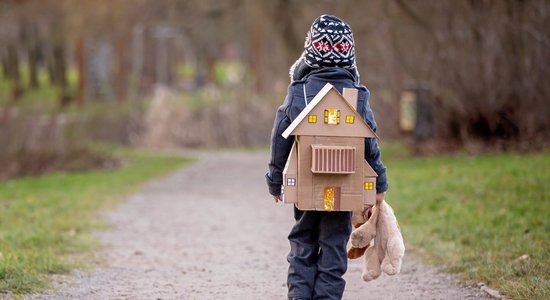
(0, 148, 192, 295)
(0, 65, 131, 111)
(0, 66, 63, 110)
(384, 145, 549, 300)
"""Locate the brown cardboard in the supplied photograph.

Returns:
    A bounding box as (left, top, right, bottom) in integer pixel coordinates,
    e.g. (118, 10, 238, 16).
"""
(363, 160, 377, 206)
(282, 142, 298, 204)
(282, 83, 379, 211)
(343, 87, 358, 110)
(282, 88, 378, 139)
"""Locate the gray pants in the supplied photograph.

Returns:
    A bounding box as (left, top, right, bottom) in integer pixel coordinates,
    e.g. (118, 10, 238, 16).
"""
(287, 206, 352, 300)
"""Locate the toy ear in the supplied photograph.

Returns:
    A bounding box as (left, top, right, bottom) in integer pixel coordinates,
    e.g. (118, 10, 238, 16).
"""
(347, 245, 369, 259)
(350, 204, 379, 248)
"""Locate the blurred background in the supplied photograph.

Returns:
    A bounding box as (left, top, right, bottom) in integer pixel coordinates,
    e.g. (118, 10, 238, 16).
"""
(0, 0, 549, 178)
(1, 2, 549, 298)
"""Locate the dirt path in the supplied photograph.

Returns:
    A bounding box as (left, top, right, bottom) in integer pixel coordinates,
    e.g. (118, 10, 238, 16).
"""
(33, 151, 488, 300)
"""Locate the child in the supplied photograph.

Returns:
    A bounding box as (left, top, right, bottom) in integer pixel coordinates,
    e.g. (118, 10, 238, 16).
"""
(266, 15, 388, 300)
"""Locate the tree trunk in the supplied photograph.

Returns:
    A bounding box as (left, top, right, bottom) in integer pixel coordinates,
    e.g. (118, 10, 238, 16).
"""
(75, 36, 86, 106)
(53, 44, 70, 107)
(274, 0, 302, 66)
(7, 44, 23, 102)
(1, 53, 8, 78)
(205, 53, 216, 84)
(47, 43, 58, 86)
(27, 23, 40, 89)
(246, 0, 263, 92)
(114, 36, 128, 102)
(28, 47, 39, 88)
(129, 25, 144, 99)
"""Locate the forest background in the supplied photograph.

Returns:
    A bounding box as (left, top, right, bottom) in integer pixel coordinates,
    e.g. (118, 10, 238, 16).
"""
(1, 0, 548, 175)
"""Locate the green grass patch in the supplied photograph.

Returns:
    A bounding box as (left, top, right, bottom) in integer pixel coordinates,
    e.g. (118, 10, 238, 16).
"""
(0, 149, 192, 294)
(0, 65, 60, 110)
(385, 147, 549, 300)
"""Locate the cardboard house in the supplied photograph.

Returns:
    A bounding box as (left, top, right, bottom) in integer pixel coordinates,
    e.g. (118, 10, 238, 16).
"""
(282, 83, 378, 211)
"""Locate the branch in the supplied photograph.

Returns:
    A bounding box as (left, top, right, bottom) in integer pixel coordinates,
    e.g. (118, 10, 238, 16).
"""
(393, 0, 438, 42)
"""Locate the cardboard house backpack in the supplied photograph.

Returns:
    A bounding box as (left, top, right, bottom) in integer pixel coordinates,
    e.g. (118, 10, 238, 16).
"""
(282, 83, 378, 211)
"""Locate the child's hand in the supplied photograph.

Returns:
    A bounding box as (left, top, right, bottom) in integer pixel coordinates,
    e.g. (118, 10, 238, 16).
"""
(273, 195, 282, 203)
(376, 192, 386, 205)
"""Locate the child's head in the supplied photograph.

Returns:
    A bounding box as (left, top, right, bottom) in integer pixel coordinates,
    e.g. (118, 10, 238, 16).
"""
(303, 15, 356, 70)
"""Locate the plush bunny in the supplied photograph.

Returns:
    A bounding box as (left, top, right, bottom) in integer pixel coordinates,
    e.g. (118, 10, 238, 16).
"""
(348, 200, 405, 281)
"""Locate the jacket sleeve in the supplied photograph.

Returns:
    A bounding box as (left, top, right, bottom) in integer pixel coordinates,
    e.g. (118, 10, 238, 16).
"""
(365, 137, 388, 193)
(266, 93, 295, 196)
(361, 92, 389, 193)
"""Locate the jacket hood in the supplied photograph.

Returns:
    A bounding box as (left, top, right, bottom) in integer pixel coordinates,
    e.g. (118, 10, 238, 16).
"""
(290, 55, 360, 84)
(305, 67, 358, 83)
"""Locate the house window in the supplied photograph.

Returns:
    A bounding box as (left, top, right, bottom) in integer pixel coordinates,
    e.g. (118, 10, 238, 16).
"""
(311, 145, 356, 174)
(324, 109, 340, 124)
(287, 178, 296, 186)
(345, 115, 355, 124)
(324, 186, 335, 211)
(364, 182, 374, 190)
(308, 115, 317, 123)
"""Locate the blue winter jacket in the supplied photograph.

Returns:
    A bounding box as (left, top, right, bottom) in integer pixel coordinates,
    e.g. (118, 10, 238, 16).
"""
(266, 67, 388, 196)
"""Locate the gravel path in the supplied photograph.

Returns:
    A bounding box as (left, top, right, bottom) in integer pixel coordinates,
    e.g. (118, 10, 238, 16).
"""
(32, 151, 488, 300)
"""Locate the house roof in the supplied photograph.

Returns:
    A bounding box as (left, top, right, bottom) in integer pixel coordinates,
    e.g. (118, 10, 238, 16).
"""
(282, 83, 378, 139)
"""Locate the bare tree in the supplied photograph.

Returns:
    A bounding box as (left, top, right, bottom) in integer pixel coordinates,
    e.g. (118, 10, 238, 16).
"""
(387, 0, 550, 147)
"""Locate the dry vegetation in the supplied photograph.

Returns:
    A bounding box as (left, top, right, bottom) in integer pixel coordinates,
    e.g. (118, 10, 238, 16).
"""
(141, 86, 276, 149)
(0, 105, 137, 180)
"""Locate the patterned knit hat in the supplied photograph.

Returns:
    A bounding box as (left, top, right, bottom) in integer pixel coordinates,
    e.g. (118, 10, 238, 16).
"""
(303, 15, 355, 69)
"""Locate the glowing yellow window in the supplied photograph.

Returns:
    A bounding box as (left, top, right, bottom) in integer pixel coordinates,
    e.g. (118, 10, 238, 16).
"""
(364, 182, 374, 190)
(324, 187, 335, 211)
(324, 109, 340, 124)
(345, 115, 355, 124)
(308, 115, 317, 123)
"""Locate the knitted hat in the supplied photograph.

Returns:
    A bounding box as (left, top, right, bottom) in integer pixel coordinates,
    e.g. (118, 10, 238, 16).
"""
(303, 15, 355, 69)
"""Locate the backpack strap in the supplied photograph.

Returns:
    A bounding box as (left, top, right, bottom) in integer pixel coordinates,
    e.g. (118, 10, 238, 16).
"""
(303, 83, 308, 106)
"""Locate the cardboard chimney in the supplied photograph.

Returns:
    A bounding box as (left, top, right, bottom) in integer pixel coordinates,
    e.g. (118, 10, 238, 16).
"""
(282, 83, 378, 211)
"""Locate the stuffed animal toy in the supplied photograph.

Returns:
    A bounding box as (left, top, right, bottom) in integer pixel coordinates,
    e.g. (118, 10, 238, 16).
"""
(347, 205, 378, 260)
(348, 200, 405, 281)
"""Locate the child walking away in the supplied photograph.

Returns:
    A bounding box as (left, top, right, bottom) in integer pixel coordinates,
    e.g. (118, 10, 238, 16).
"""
(266, 15, 389, 300)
